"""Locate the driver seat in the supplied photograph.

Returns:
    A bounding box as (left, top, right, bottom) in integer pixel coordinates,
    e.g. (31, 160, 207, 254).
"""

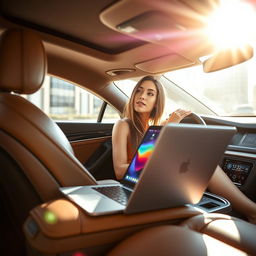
(0, 28, 97, 254)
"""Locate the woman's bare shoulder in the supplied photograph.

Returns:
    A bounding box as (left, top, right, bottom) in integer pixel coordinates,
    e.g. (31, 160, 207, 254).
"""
(114, 118, 130, 128)
(113, 119, 130, 133)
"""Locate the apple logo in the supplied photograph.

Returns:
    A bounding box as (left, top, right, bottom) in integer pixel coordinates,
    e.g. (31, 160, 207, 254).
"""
(179, 159, 190, 173)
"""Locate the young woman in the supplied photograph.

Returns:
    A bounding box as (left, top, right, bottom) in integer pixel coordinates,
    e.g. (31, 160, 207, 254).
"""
(113, 76, 191, 179)
(112, 76, 256, 223)
(112, 75, 256, 223)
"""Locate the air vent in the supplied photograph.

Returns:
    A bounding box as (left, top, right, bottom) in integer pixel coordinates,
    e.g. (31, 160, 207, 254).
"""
(106, 68, 135, 76)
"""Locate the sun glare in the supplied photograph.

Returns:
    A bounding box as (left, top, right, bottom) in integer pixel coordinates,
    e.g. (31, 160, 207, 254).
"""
(206, 0, 256, 50)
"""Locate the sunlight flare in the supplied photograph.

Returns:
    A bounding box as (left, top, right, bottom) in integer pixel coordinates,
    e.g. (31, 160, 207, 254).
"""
(206, 0, 256, 49)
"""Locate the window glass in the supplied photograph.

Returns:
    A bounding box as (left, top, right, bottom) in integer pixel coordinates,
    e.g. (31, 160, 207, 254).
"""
(114, 78, 138, 97)
(23, 76, 118, 122)
(164, 57, 256, 116)
(50, 77, 75, 115)
(102, 104, 120, 123)
(115, 57, 256, 117)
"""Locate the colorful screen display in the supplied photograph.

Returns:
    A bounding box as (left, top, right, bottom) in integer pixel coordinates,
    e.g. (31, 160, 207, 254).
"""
(124, 127, 161, 184)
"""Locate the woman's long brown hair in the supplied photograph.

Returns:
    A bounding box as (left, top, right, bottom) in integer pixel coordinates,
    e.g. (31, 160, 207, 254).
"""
(123, 76, 165, 151)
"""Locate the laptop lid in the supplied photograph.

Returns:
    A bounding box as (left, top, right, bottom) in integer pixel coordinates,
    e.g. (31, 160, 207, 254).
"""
(60, 123, 236, 216)
(125, 123, 236, 214)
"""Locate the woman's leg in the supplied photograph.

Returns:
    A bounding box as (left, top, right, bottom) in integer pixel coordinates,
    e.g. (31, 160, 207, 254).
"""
(208, 165, 256, 224)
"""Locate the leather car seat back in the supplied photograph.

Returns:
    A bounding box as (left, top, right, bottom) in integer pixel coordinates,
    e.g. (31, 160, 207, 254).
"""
(0, 29, 97, 229)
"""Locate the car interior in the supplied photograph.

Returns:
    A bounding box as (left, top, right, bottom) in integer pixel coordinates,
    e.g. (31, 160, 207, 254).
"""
(0, 0, 256, 255)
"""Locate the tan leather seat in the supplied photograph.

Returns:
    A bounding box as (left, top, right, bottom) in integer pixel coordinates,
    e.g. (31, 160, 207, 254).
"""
(0, 29, 97, 255)
(108, 213, 256, 256)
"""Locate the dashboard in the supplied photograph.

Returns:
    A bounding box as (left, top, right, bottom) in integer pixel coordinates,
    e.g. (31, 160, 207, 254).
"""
(205, 116, 256, 202)
(222, 157, 253, 186)
(222, 132, 256, 199)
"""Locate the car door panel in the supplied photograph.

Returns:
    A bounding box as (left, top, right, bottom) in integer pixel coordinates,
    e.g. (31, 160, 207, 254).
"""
(70, 136, 111, 164)
(57, 122, 113, 141)
(57, 122, 116, 180)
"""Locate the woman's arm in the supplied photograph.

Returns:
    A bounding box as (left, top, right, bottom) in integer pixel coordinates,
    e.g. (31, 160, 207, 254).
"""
(112, 119, 130, 180)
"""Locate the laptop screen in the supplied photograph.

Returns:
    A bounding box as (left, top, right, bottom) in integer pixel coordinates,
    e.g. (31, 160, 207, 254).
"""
(122, 126, 162, 188)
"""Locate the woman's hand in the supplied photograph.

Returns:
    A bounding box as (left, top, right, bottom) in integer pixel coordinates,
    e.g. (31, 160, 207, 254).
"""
(166, 109, 192, 123)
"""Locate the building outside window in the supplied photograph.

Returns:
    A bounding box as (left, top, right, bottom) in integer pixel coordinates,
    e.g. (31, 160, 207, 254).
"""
(22, 76, 119, 122)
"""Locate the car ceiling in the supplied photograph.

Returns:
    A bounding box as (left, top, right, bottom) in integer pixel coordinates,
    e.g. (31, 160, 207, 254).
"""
(0, 0, 251, 109)
(0, 0, 146, 54)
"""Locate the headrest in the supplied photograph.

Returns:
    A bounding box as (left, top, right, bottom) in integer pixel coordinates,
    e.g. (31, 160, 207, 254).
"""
(0, 29, 47, 94)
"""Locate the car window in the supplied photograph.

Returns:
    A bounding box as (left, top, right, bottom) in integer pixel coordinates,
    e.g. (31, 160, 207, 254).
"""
(114, 76, 212, 120)
(115, 56, 256, 118)
(114, 78, 138, 97)
(102, 104, 121, 123)
(164, 57, 256, 117)
(22, 76, 119, 122)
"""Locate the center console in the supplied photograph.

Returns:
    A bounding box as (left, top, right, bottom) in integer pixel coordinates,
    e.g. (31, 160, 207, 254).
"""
(23, 189, 232, 256)
(24, 199, 202, 255)
(192, 191, 231, 213)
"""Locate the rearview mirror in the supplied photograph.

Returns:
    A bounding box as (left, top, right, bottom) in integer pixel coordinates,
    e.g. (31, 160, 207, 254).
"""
(202, 45, 253, 72)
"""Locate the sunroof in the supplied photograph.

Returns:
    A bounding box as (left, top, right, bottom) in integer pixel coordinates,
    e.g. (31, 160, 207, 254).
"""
(0, 0, 146, 54)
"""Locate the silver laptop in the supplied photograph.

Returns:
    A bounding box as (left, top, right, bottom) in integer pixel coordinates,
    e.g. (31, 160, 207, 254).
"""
(60, 123, 236, 216)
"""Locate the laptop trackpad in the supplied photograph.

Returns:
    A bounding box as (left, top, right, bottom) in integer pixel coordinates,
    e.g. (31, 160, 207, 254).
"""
(68, 191, 125, 215)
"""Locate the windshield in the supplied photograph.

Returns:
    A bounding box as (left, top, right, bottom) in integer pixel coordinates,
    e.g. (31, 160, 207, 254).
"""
(115, 56, 256, 117)
(164, 56, 256, 117)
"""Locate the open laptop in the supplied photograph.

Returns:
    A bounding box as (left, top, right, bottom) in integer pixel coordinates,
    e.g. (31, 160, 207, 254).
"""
(60, 123, 236, 215)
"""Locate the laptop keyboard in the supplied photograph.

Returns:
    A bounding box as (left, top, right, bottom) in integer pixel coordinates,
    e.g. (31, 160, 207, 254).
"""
(93, 186, 132, 206)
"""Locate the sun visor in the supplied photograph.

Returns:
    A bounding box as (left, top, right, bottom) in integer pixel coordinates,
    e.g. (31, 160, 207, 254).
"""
(135, 54, 195, 73)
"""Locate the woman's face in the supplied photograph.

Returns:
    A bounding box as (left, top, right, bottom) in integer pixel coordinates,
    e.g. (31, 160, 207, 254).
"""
(133, 80, 157, 115)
